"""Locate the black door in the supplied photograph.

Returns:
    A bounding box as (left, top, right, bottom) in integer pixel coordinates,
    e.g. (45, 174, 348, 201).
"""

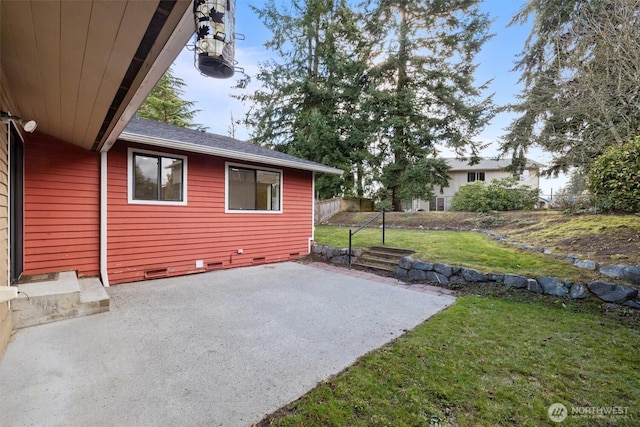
(9, 123, 24, 284)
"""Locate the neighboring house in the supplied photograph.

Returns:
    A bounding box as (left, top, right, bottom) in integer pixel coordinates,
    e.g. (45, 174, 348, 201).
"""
(406, 158, 541, 211)
(0, 1, 339, 356)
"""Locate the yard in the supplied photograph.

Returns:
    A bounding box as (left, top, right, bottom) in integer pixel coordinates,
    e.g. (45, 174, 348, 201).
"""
(259, 292, 640, 426)
(322, 210, 640, 267)
(257, 211, 640, 426)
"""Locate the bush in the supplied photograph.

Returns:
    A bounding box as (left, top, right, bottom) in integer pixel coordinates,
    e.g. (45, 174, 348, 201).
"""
(588, 136, 640, 213)
(553, 194, 598, 215)
(464, 212, 505, 228)
(450, 178, 539, 212)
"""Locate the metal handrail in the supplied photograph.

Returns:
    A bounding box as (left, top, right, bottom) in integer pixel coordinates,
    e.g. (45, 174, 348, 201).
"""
(348, 208, 386, 269)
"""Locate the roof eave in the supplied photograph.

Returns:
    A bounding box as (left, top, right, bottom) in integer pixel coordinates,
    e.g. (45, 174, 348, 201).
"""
(119, 132, 344, 175)
(100, 4, 195, 153)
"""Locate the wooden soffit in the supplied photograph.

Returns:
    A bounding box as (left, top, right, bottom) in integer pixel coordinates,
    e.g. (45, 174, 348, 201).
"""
(1, 0, 194, 151)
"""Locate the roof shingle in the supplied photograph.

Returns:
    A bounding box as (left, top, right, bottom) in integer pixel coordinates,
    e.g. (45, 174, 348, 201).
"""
(120, 117, 343, 175)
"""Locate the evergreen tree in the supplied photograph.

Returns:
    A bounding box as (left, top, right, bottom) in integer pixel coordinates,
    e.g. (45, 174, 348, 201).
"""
(364, 0, 495, 211)
(138, 67, 203, 129)
(501, 0, 640, 175)
(559, 169, 589, 196)
(239, 0, 494, 206)
(236, 0, 376, 199)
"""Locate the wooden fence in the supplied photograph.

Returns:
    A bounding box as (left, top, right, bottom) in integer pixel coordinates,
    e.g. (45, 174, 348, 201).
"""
(315, 197, 342, 224)
(315, 197, 374, 224)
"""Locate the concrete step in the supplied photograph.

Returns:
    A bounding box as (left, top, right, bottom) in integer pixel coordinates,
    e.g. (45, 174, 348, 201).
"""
(79, 277, 110, 316)
(357, 255, 399, 267)
(367, 246, 415, 257)
(352, 246, 414, 277)
(351, 262, 396, 276)
(12, 272, 109, 329)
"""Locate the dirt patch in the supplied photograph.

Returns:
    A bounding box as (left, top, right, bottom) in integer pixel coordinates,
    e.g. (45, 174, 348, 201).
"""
(323, 210, 640, 266)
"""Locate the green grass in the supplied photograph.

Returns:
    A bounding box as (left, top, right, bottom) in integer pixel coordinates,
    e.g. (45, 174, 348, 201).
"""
(261, 295, 640, 426)
(510, 212, 640, 240)
(315, 225, 601, 281)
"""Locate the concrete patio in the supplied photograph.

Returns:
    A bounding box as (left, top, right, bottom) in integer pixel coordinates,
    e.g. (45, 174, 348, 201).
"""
(0, 262, 455, 427)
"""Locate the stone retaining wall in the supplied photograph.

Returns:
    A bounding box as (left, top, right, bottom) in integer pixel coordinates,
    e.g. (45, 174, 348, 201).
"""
(311, 244, 361, 264)
(475, 228, 640, 288)
(310, 244, 640, 310)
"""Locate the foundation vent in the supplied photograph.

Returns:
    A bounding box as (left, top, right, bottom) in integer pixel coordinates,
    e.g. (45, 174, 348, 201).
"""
(144, 268, 168, 279)
(206, 261, 224, 270)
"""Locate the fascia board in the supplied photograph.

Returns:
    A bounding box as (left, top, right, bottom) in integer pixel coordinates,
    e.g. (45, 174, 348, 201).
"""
(101, 3, 194, 152)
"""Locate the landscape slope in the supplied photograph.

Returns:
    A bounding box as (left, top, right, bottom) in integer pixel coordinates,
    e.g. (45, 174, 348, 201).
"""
(324, 211, 640, 267)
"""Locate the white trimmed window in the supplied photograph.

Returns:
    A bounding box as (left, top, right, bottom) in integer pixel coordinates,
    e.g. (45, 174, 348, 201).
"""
(128, 148, 187, 205)
(467, 171, 485, 182)
(226, 163, 282, 213)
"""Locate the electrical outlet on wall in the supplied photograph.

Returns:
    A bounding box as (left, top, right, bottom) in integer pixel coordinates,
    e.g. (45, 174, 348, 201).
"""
(237, 249, 243, 254)
(195, 260, 204, 268)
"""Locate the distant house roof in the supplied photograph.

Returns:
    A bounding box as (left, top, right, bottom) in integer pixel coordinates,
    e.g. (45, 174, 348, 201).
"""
(119, 117, 343, 175)
(444, 157, 542, 172)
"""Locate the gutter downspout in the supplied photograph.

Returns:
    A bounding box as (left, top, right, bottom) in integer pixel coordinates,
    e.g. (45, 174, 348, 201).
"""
(100, 151, 110, 287)
(308, 171, 316, 254)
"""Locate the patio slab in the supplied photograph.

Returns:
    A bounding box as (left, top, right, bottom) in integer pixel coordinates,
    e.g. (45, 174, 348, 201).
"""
(0, 262, 455, 427)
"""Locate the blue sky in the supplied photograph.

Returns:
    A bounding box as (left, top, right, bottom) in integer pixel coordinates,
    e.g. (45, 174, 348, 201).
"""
(171, 0, 568, 195)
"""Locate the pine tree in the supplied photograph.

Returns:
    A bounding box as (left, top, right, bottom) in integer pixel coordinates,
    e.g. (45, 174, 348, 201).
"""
(138, 67, 203, 129)
(236, 0, 374, 199)
(367, 0, 495, 211)
(238, 0, 494, 206)
(501, 0, 640, 175)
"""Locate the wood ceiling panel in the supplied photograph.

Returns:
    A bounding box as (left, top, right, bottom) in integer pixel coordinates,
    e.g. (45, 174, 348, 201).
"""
(86, 0, 158, 146)
(2, 0, 193, 151)
(0, 9, 24, 116)
(0, 70, 19, 117)
(58, 0, 93, 144)
(97, 0, 194, 151)
(31, 1, 61, 136)
(72, 0, 128, 144)
(1, 1, 45, 124)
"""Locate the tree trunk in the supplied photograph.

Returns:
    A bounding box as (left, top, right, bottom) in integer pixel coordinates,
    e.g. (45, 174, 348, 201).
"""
(391, 1, 409, 213)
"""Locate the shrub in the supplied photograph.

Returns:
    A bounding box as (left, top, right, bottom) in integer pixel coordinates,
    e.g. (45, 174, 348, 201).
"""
(553, 194, 597, 215)
(588, 136, 640, 213)
(464, 212, 505, 228)
(451, 178, 539, 212)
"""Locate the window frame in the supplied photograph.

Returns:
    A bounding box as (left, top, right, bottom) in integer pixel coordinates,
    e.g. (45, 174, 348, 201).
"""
(467, 171, 486, 182)
(225, 162, 283, 214)
(127, 147, 188, 206)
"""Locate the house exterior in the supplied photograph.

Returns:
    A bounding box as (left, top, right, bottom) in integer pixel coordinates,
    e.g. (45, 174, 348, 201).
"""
(0, 1, 340, 356)
(406, 158, 541, 211)
(24, 118, 340, 285)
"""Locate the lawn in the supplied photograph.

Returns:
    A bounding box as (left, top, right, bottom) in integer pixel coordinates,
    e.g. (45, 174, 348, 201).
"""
(315, 225, 603, 282)
(259, 294, 640, 426)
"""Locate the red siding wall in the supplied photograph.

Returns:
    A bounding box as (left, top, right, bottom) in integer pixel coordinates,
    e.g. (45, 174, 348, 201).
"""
(24, 133, 100, 277)
(107, 142, 314, 284)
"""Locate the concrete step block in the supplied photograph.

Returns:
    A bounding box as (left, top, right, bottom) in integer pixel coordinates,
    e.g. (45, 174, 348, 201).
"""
(12, 271, 80, 329)
(78, 277, 110, 316)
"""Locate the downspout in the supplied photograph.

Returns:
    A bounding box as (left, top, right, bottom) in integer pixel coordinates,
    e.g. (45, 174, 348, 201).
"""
(309, 171, 316, 253)
(100, 151, 110, 287)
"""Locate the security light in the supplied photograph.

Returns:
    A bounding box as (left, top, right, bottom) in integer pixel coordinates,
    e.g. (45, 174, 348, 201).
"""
(0, 111, 37, 133)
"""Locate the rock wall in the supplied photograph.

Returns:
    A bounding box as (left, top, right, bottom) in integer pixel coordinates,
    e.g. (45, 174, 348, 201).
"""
(397, 255, 640, 309)
(311, 245, 361, 264)
(310, 244, 640, 310)
(476, 229, 640, 288)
